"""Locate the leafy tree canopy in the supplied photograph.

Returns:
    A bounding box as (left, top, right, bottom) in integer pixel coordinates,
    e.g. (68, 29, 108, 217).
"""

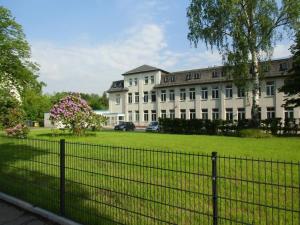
(0, 6, 42, 95)
(279, 31, 300, 108)
(187, 0, 300, 124)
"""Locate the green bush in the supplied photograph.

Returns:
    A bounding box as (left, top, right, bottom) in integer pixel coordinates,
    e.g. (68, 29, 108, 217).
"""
(238, 129, 272, 138)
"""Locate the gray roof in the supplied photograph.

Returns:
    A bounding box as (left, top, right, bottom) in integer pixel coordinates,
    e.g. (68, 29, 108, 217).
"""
(122, 65, 169, 75)
(107, 80, 128, 93)
(154, 57, 292, 89)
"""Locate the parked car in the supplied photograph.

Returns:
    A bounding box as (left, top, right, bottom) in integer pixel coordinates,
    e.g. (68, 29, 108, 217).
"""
(114, 122, 135, 131)
(146, 121, 160, 132)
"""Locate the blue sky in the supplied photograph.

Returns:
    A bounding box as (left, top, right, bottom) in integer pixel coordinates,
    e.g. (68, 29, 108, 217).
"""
(1, 0, 293, 94)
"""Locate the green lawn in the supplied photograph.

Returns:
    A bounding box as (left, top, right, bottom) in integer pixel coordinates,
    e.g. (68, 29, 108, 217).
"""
(28, 128, 300, 160)
(0, 129, 299, 225)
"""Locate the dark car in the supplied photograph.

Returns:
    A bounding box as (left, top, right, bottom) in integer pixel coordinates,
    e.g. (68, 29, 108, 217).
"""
(114, 122, 135, 131)
(146, 121, 160, 132)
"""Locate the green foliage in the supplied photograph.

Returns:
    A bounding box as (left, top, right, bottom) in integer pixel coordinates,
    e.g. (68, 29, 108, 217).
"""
(90, 114, 108, 131)
(22, 89, 52, 125)
(187, 0, 300, 123)
(239, 129, 272, 138)
(279, 31, 300, 107)
(0, 89, 20, 127)
(0, 6, 42, 95)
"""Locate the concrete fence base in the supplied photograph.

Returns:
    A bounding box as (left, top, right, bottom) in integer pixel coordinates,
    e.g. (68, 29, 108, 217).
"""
(0, 192, 82, 225)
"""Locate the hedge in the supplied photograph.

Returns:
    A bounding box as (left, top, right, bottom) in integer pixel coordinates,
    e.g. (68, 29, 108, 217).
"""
(158, 118, 299, 136)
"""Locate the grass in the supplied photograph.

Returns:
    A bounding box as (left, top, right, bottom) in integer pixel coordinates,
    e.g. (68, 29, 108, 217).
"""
(0, 129, 299, 225)
(27, 128, 300, 160)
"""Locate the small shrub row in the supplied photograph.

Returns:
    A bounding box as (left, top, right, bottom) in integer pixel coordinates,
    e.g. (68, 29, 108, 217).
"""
(159, 118, 299, 136)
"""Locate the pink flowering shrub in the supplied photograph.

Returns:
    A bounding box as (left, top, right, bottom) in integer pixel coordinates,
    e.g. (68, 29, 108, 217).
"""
(49, 93, 101, 135)
(5, 124, 29, 138)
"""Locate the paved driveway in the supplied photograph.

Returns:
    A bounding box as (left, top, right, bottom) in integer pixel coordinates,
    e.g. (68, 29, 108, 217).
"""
(0, 200, 57, 225)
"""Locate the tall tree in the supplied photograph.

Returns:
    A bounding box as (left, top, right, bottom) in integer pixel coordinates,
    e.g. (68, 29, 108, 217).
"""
(187, 0, 300, 126)
(279, 31, 300, 107)
(0, 6, 41, 96)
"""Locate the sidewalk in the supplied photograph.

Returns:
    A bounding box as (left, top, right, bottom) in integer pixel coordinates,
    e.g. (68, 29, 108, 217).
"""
(0, 200, 58, 225)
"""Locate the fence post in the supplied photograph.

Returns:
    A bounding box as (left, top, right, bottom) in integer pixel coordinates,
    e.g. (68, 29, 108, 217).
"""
(211, 152, 218, 225)
(60, 139, 65, 216)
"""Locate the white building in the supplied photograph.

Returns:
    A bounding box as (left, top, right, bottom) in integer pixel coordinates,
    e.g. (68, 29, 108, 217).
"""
(107, 58, 299, 127)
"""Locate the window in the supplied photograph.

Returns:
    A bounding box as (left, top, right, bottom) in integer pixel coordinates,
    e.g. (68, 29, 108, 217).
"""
(129, 79, 132, 86)
(285, 108, 294, 119)
(212, 71, 219, 78)
(266, 81, 275, 96)
(150, 76, 155, 84)
(201, 87, 208, 100)
(212, 108, 219, 120)
(190, 109, 196, 119)
(170, 76, 175, 82)
(180, 89, 186, 101)
(128, 93, 132, 104)
(143, 91, 148, 103)
(237, 88, 245, 98)
(212, 87, 219, 99)
(128, 111, 132, 122)
(161, 90, 166, 102)
(225, 85, 233, 98)
(186, 73, 192, 80)
(135, 111, 139, 122)
(144, 76, 149, 85)
(194, 73, 200, 79)
(169, 110, 175, 119)
(180, 109, 186, 119)
(169, 90, 175, 101)
(161, 110, 167, 119)
(151, 91, 156, 102)
(202, 109, 208, 120)
(226, 108, 233, 121)
(279, 62, 288, 71)
(144, 110, 149, 122)
(151, 110, 157, 121)
(258, 107, 261, 120)
(238, 108, 246, 120)
(189, 88, 196, 100)
(116, 94, 120, 105)
(267, 107, 275, 119)
(164, 76, 169, 82)
(134, 78, 138, 86)
(135, 92, 139, 103)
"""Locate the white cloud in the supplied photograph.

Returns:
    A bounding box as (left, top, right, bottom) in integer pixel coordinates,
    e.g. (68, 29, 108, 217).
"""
(32, 24, 292, 94)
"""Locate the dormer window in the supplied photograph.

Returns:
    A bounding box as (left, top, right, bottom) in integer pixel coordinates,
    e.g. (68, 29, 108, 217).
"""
(212, 71, 219, 78)
(279, 62, 288, 71)
(164, 76, 169, 82)
(186, 73, 192, 80)
(113, 83, 117, 88)
(194, 73, 200, 79)
(170, 76, 175, 82)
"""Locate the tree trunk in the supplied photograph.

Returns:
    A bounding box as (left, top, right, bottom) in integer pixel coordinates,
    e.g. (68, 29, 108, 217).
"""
(251, 50, 260, 127)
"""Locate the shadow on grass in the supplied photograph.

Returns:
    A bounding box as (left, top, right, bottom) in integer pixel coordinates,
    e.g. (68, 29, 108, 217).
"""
(0, 139, 122, 225)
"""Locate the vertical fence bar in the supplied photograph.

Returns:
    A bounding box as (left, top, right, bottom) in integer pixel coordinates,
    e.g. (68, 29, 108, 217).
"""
(212, 152, 218, 225)
(60, 139, 65, 216)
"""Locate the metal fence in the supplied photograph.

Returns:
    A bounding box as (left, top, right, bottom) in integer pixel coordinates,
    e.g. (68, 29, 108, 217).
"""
(0, 136, 299, 225)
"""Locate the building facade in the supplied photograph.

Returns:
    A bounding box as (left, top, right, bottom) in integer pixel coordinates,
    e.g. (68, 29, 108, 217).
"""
(107, 58, 299, 127)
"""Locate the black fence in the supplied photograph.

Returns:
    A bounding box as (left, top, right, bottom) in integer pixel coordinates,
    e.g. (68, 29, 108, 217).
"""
(0, 136, 299, 225)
